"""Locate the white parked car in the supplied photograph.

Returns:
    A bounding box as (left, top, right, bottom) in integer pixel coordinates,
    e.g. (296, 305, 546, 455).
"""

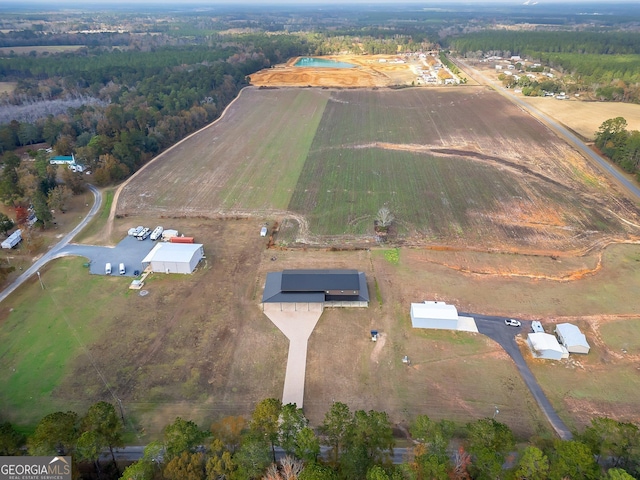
(260, 226, 268, 237)
(505, 319, 521, 327)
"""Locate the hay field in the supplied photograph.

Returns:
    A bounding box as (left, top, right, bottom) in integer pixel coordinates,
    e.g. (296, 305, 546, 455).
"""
(118, 86, 640, 255)
(0, 45, 84, 56)
(520, 97, 640, 140)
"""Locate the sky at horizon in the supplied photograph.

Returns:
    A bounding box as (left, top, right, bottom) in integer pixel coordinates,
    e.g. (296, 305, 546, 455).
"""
(5, 0, 638, 4)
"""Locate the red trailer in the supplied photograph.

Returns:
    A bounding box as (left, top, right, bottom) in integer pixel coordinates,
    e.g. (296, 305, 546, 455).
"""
(170, 236, 195, 244)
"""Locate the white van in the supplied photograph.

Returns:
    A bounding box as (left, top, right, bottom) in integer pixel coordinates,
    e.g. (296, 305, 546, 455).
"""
(119, 263, 125, 275)
(105, 263, 112, 275)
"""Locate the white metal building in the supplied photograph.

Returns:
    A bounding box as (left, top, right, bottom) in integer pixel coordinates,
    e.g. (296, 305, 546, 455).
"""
(555, 323, 590, 354)
(1, 229, 22, 249)
(410, 301, 461, 330)
(141, 243, 204, 274)
(411, 301, 478, 332)
(527, 333, 569, 360)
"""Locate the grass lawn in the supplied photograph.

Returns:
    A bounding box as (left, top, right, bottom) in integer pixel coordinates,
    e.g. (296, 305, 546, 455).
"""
(0, 258, 126, 426)
(74, 188, 113, 244)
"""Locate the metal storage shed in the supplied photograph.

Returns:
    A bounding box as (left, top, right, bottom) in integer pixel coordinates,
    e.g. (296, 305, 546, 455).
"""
(555, 323, 590, 354)
(527, 332, 569, 360)
(141, 243, 204, 274)
(410, 301, 459, 330)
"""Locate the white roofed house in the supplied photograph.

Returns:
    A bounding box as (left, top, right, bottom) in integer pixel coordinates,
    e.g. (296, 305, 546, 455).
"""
(555, 323, 590, 354)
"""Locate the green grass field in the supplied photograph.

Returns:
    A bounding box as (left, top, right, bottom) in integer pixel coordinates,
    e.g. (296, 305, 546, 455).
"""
(599, 318, 640, 354)
(0, 258, 125, 425)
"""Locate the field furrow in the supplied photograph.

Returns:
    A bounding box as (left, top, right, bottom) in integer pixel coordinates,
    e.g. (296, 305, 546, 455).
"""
(118, 86, 640, 253)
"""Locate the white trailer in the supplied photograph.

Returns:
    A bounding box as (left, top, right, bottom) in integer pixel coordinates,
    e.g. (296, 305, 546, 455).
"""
(1, 230, 22, 249)
(150, 226, 164, 241)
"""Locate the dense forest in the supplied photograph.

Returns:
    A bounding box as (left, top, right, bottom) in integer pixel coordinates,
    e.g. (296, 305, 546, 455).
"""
(1, 398, 638, 480)
(595, 117, 640, 180)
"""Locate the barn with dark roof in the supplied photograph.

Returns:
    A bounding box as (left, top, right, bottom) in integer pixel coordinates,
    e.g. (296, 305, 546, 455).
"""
(262, 269, 369, 308)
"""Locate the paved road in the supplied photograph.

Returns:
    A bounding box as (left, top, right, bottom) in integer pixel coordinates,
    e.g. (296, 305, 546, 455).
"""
(102, 445, 410, 464)
(0, 184, 101, 305)
(453, 56, 640, 202)
(462, 312, 573, 440)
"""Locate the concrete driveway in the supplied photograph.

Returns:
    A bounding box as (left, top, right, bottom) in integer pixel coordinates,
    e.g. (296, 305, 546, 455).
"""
(262, 302, 324, 407)
(58, 235, 157, 276)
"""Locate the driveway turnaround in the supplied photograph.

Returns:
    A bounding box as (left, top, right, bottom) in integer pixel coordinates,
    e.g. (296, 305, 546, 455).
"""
(262, 302, 324, 407)
(465, 312, 573, 440)
(58, 235, 157, 276)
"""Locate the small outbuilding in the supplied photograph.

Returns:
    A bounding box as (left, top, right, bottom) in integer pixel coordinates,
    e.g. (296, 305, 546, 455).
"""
(1, 229, 22, 249)
(555, 323, 590, 354)
(141, 242, 204, 274)
(527, 332, 569, 360)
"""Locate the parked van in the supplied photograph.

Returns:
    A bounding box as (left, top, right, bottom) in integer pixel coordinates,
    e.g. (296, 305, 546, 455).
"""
(119, 263, 125, 275)
(105, 263, 112, 275)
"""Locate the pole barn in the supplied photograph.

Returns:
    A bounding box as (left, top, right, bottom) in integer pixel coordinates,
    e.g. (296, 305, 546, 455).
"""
(142, 243, 204, 274)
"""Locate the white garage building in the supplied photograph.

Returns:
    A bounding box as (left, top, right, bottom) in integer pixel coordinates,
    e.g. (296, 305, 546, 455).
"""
(555, 323, 590, 354)
(527, 332, 569, 360)
(410, 301, 478, 332)
(141, 243, 204, 274)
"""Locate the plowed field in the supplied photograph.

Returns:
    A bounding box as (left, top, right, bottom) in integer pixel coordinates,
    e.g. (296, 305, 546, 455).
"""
(117, 85, 640, 255)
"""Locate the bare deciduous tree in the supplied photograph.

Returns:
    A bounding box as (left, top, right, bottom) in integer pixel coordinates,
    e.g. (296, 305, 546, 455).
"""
(376, 207, 394, 228)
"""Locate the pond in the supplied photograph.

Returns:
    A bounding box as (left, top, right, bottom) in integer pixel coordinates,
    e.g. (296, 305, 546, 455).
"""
(294, 57, 356, 69)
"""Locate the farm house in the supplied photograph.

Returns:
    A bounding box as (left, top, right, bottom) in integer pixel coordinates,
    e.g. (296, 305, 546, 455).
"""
(527, 333, 569, 360)
(262, 269, 369, 308)
(555, 323, 590, 354)
(410, 301, 478, 332)
(141, 242, 204, 274)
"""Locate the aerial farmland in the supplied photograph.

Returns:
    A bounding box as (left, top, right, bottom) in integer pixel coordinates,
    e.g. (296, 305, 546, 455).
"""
(3, 53, 640, 440)
(118, 85, 640, 254)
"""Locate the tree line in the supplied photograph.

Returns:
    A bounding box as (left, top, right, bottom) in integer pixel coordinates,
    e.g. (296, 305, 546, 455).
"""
(595, 117, 640, 180)
(0, 34, 314, 188)
(2, 398, 638, 480)
(446, 31, 640, 103)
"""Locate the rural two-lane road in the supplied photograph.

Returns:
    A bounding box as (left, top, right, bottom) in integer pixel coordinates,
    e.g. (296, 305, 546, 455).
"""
(0, 184, 101, 305)
(452, 56, 640, 202)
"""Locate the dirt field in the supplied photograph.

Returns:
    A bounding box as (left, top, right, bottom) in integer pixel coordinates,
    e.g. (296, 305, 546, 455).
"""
(249, 55, 418, 88)
(116, 84, 640, 256)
